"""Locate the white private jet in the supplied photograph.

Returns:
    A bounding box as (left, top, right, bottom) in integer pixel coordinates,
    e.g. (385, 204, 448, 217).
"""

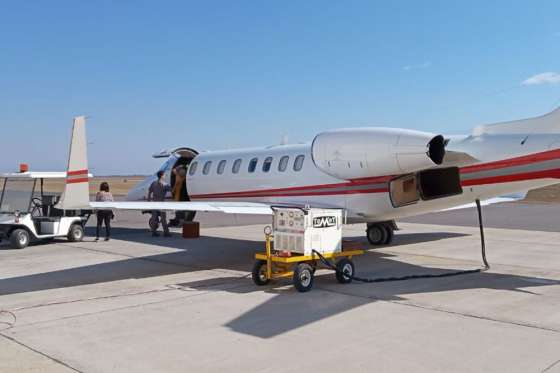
(57, 109, 560, 244)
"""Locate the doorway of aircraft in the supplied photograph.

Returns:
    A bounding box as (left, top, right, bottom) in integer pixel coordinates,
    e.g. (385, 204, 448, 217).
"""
(160, 147, 198, 223)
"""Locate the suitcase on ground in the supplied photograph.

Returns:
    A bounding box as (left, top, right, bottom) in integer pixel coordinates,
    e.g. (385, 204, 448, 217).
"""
(182, 221, 200, 238)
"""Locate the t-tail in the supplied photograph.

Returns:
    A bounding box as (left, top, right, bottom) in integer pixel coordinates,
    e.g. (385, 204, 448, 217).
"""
(55, 116, 91, 210)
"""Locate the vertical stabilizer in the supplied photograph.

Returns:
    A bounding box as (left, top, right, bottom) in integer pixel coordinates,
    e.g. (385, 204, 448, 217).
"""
(55, 116, 91, 209)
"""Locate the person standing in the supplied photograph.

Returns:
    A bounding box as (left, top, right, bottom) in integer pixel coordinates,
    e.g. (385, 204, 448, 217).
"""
(170, 165, 188, 227)
(148, 170, 172, 237)
(95, 182, 114, 241)
(172, 165, 187, 202)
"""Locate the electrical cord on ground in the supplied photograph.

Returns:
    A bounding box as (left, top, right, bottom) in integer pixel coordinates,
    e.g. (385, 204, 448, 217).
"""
(311, 198, 491, 283)
(0, 310, 17, 331)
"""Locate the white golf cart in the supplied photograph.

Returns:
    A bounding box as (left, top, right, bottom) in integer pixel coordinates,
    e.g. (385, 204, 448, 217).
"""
(0, 172, 92, 249)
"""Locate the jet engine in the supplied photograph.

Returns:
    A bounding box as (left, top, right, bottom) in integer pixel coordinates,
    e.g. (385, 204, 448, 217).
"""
(311, 128, 446, 180)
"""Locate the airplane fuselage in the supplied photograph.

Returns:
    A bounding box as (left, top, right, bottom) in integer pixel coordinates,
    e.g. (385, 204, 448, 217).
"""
(128, 131, 560, 223)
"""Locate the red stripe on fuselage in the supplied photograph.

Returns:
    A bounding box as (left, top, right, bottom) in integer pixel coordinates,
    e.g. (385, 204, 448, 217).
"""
(190, 149, 560, 199)
(461, 169, 560, 187)
(461, 149, 560, 174)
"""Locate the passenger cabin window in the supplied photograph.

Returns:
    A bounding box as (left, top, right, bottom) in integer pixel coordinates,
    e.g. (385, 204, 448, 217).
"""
(278, 156, 289, 172)
(232, 159, 242, 174)
(217, 160, 227, 175)
(293, 155, 305, 171)
(262, 157, 273, 172)
(189, 162, 198, 175)
(203, 161, 212, 175)
(248, 158, 258, 173)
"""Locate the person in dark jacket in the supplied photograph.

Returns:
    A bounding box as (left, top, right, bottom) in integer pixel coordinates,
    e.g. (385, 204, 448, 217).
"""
(148, 171, 172, 237)
(95, 182, 114, 241)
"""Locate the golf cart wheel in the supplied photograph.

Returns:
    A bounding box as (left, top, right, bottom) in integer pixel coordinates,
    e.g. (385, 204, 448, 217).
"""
(366, 224, 387, 245)
(252, 260, 270, 286)
(335, 258, 355, 284)
(10, 229, 30, 249)
(293, 263, 314, 292)
(67, 224, 84, 242)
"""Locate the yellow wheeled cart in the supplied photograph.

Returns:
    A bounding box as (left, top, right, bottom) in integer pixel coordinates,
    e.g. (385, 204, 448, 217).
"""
(252, 228, 364, 292)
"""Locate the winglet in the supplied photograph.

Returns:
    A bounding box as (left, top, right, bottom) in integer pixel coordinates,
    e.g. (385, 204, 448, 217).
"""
(55, 116, 91, 210)
(473, 106, 560, 135)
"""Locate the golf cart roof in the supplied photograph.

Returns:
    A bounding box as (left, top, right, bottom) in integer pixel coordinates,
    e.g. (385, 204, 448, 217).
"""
(0, 172, 93, 179)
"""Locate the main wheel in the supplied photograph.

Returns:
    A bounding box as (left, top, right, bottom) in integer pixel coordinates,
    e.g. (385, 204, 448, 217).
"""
(67, 224, 84, 242)
(383, 224, 394, 245)
(252, 260, 270, 286)
(335, 258, 355, 284)
(293, 263, 314, 292)
(149, 215, 160, 231)
(366, 224, 387, 245)
(10, 229, 30, 249)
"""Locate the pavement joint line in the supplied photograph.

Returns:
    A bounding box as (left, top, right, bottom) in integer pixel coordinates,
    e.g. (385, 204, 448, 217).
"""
(316, 286, 560, 335)
(5, 278, 254, 330)
(9, 274, 252, 314)
(10, 287, 179, 312)
(543, 357, 560, 372)
(0, 332, 82, 373)
(60, 241, 228, 273)
(61, 240, 255, 278)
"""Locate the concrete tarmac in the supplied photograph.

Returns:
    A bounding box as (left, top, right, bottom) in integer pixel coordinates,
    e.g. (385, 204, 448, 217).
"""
(1, 205, 560, 372)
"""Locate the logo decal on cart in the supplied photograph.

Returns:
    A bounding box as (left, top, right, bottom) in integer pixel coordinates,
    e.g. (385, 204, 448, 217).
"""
(313, 216, 337, 228)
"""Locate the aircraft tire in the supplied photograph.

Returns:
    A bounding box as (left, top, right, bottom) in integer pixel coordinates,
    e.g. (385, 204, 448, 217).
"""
(366, 224, 387, 245)
(149, 216, 159, 231)
(383, 224, 394, 245)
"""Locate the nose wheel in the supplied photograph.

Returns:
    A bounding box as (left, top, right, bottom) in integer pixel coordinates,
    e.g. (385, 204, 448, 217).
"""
(366, 222, 394, 245)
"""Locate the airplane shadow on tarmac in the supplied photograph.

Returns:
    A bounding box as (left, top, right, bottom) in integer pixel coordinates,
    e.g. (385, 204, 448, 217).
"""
(1, 228, 559, 339)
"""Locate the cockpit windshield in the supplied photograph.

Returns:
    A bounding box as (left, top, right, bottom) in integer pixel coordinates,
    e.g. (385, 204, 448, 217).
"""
(0, 178, 36, 214)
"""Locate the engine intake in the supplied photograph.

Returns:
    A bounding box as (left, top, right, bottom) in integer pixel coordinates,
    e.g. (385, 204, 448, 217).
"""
(311, 128, 446, 180)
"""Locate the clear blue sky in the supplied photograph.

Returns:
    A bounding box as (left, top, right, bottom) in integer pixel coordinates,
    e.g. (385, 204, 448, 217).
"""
(1, 1, 560, 175)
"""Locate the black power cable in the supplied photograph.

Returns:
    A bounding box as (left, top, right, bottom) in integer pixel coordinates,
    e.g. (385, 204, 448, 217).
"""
(312, 198, 490, 283)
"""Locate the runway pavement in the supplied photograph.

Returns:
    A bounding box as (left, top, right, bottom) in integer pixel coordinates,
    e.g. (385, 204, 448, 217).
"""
(1, 204, 560, 372)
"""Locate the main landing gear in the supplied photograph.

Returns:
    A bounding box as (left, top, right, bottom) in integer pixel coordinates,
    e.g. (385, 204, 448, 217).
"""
(366, 221, 396, 245)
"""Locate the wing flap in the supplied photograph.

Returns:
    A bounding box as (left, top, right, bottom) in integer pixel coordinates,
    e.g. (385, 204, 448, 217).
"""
(90, 201, 273, 215)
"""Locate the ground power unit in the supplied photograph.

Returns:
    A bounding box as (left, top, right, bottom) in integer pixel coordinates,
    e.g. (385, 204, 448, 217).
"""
(273, 207, 342, 255)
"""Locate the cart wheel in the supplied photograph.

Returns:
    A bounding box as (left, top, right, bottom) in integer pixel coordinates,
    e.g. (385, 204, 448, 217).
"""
(335, 258, 355, 284)
(67, 224, 84, 242)
(293, 263, 314, 292)
(252, 260, 270, 286)
(10, 229, 30, 249)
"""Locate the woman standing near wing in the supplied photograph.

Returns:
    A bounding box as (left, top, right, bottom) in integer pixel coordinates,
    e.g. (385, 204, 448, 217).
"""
(95, 182, 114, 241)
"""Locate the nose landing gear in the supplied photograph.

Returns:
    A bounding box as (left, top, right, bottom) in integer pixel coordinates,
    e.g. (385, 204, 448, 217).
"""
(366, 221, 396, 245)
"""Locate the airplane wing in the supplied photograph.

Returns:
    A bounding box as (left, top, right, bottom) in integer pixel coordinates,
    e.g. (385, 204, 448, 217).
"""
(90, 201, 273, 215)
